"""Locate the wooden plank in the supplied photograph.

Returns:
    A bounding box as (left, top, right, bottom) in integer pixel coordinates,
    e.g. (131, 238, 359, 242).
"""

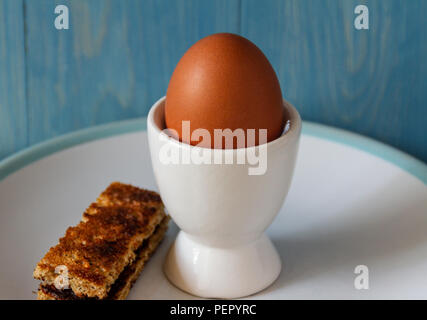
(25, 0, 240, 146)
(241, 0, 427, 162)
(0, 0, 27, 160)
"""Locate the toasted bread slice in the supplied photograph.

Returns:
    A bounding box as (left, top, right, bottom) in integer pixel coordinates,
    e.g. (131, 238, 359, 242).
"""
(33, 182, 168, 300)
(37, 215, 170, 300)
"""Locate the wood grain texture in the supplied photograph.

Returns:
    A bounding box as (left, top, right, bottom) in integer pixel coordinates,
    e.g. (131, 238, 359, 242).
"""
(0, 0, 27, 160)
(24, 0, 240, 146)
(0, 0, 426, 164)
(241, 0, 427, 162)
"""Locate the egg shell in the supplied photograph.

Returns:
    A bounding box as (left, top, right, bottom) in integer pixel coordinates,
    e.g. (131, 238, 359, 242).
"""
(165, 33, 285, 149)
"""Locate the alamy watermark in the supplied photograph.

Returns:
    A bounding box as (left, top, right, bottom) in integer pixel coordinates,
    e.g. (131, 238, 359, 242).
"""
(156, 121, 287, 176)
(354, 5, 369, 30)
(354, 265, 369, 290)
(54, 265, 69, 290)
(54, 5, 69, 30)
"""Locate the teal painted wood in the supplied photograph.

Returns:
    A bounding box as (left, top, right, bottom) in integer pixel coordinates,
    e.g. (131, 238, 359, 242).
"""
(1, 0, 426, 163)
(24, 0, 240, 147)
(241, 0, 427, 162)
(0, 0, 27, 160)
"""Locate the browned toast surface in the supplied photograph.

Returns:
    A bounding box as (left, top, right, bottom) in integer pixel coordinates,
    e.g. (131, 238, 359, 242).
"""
(37, 215, 170, 300)
(34, 182, 167, 299)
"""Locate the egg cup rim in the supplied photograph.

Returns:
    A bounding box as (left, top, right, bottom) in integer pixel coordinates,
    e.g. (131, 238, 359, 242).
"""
(147, 96, 301, 152)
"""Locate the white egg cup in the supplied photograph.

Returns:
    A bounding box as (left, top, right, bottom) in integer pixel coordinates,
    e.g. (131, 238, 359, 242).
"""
(147, 97, 301, 298)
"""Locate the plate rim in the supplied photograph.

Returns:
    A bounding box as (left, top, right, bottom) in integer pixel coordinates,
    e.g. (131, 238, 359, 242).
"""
(0, 119, 426, 184)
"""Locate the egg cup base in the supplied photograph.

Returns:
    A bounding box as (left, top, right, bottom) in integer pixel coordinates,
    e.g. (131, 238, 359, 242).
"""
(163, 230, 281, 299)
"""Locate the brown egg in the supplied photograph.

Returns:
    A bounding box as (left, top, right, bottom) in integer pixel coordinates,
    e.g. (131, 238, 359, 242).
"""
(165, 33, 285, 149)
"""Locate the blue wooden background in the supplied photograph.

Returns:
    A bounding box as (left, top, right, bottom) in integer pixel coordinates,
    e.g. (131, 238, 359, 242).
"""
(0, 0, 426, 163)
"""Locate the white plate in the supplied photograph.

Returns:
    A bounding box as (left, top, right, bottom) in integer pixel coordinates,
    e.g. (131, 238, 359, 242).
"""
(0, 120, 426, 300)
